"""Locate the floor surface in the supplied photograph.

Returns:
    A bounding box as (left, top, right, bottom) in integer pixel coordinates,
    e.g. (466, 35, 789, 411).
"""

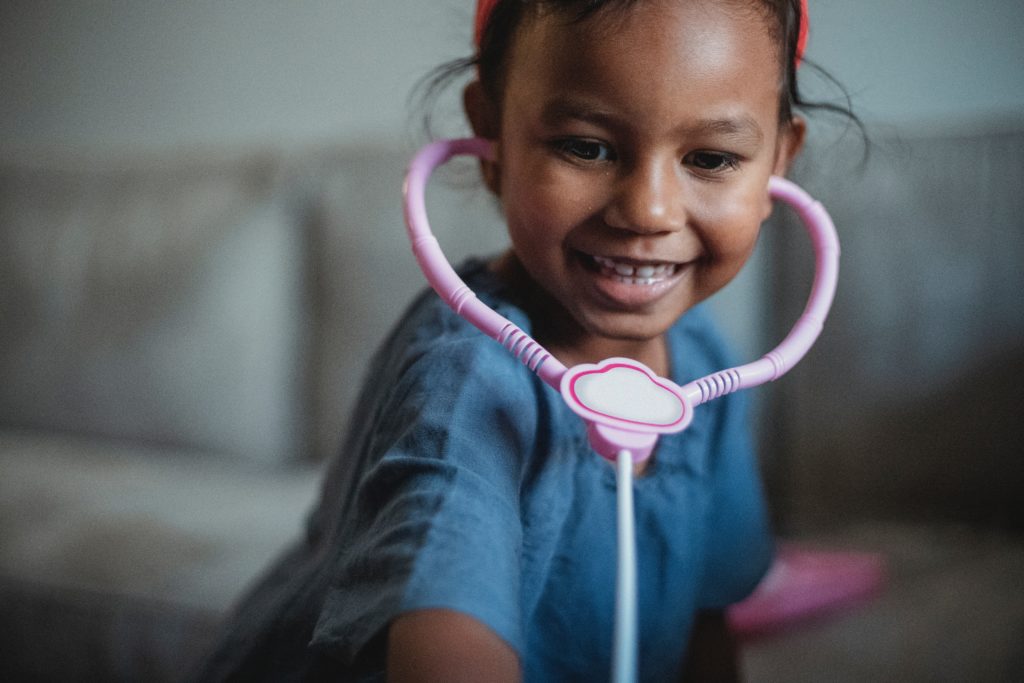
(741, 522, 1024, 682)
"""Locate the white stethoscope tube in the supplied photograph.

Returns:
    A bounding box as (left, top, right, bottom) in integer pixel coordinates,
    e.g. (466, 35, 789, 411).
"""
(614, 449, 638, 683)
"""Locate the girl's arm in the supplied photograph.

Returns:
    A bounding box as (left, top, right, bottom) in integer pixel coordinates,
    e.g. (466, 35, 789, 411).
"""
(680, 609, 740, 682)
(388, 608, 734, 682)
(387, 608, 522, 683)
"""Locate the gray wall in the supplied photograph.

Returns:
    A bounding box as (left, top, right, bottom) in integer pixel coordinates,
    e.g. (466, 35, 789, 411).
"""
(803, 0, 1024, 126)
(2, 1, 1023, 154)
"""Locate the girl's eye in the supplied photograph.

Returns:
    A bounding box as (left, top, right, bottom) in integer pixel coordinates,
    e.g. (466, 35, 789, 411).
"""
(556, 139, 615, 162)
(685, 151, 740, 173)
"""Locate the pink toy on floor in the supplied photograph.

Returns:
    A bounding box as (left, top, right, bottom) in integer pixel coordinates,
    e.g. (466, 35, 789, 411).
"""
(728, 544, 888, 639)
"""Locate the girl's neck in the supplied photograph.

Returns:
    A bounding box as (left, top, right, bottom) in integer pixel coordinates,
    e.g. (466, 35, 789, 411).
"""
(490, 251, 672, 377)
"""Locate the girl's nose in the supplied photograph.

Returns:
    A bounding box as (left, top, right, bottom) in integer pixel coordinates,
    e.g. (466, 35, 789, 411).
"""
(603, 159, 686, 235)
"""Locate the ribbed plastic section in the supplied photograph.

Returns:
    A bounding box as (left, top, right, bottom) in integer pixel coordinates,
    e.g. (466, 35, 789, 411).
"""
(693, 368, 743, 403)
(499, 324, 554, 373)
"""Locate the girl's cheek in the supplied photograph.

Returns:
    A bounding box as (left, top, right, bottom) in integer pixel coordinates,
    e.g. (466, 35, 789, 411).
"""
(686, 186, 735, 224)
(527, 167, 598, 218)
(695, 190, 764, 254)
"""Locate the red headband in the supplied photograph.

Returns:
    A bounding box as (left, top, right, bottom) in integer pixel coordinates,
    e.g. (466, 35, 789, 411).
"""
(474, 0, 809, 65)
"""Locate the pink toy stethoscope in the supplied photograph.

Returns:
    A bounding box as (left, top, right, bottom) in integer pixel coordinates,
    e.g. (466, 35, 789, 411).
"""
(403, 137, 838, 683)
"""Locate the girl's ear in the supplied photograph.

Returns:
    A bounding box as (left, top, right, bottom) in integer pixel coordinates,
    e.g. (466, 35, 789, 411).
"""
(463, 80, 502, 195)
(772, 116, 807, 177)
(763, 117, 806, 219)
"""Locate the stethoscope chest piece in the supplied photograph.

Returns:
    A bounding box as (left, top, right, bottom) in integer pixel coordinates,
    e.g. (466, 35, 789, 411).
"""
(560, 357, 693, 462)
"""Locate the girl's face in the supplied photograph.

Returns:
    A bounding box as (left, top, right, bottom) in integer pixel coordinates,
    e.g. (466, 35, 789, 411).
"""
(469, 0, 804, 369)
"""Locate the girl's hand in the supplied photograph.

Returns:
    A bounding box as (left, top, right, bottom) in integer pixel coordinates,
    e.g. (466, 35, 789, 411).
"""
(387, 608, 521, 682)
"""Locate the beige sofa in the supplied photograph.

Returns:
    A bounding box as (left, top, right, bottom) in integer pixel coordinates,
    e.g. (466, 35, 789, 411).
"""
(2, 125, 1022, 681)
(0, 145, 511, 680)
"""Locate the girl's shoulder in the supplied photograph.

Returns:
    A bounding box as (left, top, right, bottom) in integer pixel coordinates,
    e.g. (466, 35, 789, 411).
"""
(386, 257, 532, 375)
(365, 258, 546, 427)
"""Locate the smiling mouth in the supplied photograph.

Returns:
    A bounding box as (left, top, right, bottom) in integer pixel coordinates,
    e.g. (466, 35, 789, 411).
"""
(589, 254, 684, 286)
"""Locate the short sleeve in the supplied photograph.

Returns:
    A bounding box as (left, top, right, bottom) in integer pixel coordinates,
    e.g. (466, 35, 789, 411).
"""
(308, 336, 537, 666)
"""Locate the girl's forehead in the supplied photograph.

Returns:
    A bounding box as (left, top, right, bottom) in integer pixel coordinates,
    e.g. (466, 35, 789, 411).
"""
(508, 1, 781, 89)
(519, 0, 773, 34)
(515, 2, 777, 62)
(500, 1, 784, 132)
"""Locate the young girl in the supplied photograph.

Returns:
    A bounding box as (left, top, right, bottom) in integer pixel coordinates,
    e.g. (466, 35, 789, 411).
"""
(196, 0, 816, 680)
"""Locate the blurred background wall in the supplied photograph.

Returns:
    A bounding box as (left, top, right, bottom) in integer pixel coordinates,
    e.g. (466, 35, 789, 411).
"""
(3, 0, 1023, 155)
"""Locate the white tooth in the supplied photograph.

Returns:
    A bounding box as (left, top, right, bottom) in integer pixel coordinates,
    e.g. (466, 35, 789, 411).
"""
(614, 263, 636, 276)
(594, 256, 614, 268)
(636, 265, 656, 278)
(653, 264, 669, 276)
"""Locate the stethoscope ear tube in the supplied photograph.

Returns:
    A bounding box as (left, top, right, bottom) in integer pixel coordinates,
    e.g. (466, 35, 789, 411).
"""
(403, 137, 568, 388)
(681, 176, 840, 406)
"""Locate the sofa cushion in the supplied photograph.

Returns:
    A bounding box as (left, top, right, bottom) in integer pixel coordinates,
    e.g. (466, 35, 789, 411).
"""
(0, 430, 320, 680)
(0, 155, 308, 464)
(301, 148, 509, 461)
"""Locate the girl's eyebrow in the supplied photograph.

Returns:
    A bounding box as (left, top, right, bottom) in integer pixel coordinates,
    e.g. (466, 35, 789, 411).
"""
(540, 97, 764, 145)
(683, 116, 765, 145)
(540, 97, 619, 128)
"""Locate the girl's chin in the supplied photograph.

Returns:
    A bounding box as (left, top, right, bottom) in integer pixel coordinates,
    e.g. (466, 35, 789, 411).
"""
(581, 315, 676, 344)
(567, 309, 680, 356)
(573, 277, 696, 342)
